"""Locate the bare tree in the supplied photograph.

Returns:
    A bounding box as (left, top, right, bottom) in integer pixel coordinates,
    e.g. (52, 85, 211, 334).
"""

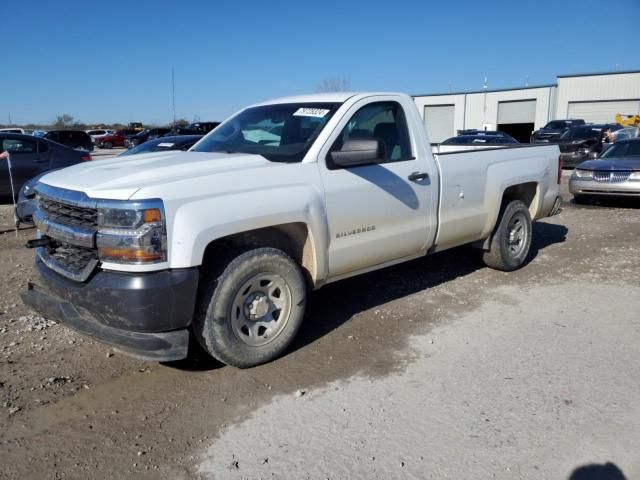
(317, 77, 351, 92)
(52, 114, 75, 129)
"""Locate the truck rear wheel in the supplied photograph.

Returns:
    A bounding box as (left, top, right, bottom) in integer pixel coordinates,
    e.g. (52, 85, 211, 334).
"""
(193, 247, 306, 368)
(482, 200, 532, 272)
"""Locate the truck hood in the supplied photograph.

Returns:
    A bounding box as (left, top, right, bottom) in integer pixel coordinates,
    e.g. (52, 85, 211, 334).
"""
(39, 151, 277, 200)
(576, 158, 640, 171)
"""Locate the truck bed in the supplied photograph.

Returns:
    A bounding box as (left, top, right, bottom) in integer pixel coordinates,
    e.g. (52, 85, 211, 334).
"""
(432, 144, 561, 252)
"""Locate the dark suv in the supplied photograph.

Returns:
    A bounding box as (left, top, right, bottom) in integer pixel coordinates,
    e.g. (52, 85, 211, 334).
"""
(557, 124, 621, 167)
(168, 122, 220, 136)
(530, 119, 585, 143)
(125, 128, 172, 148)
(43, 130, 94, 151)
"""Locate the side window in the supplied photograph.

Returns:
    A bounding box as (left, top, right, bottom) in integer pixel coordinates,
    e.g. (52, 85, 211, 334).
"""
(38, 141, 49, 153)
(2, 138, 37, 153)
(330, 101, 412, 164)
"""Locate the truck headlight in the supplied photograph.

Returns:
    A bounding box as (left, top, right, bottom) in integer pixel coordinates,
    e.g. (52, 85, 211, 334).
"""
(574, 169, 593, 179)
(578, 148, 590, 156)
(96, 199, 167, 264)
(629, 172, 640, 181)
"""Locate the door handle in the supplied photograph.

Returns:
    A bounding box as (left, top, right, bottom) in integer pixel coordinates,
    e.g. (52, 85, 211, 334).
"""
(33, 158, 47, 163)
(408, 171, 429, 182)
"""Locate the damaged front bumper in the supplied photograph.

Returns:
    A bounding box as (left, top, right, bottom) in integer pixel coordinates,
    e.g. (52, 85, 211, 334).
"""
(20, 257, 199, 362)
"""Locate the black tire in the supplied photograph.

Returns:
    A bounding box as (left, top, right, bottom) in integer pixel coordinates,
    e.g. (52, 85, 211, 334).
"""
(193, 247, 306, 368)
(103, 141, 113, 149)
(483, 200, 532, 272)
(573, 194, 590, 204)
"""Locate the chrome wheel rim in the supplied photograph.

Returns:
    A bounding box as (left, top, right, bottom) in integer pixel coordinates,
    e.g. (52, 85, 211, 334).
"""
(230, 273, 292, 347)
(507, 213, 527, 257)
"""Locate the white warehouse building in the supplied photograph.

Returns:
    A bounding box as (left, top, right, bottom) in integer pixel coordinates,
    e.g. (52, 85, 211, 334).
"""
(413, 70, 640, 144)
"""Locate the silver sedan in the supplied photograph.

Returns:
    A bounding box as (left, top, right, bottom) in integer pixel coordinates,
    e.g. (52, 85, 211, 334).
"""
(569, 138, 640, 203)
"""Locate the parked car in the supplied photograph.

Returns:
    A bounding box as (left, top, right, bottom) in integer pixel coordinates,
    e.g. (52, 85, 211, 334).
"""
(557, 124, 622, 168)
(125, 128, 172, 148)
(167, 122, 220, 136)
(0, 128, 28, 134)
(530, 119, 585, 143)
(43, 130, 94, 151)
(96, 131, 126, 149)
(86, 129, 113, 138)
(86, 129, 114, 145)
(119, 135, 203, 156)
(569, 138, 640, 202)
(435, 132, 518, 152)
(456, 129, 513, 138)
(22, 92, 562, 367)
(15, 170, 58, 225)
(0, 133, 91, 201)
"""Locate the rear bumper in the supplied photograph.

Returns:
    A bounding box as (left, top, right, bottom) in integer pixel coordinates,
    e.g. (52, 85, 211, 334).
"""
(20, 258, 199, 361)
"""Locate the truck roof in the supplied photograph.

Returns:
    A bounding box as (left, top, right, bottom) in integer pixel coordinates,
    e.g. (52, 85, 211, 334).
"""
(253, 92, 406, 106)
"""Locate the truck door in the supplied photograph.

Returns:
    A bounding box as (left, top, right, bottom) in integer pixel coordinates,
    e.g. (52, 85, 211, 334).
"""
(318, 97, 437, 278)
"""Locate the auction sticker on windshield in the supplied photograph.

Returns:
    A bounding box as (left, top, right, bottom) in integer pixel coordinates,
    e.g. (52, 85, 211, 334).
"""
(293, 108, 330, 118)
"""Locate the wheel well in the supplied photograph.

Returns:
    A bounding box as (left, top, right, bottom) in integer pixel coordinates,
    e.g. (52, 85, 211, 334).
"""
(201, 223, 317, 285)
(501, 182, 538, 216)
(475, 181, 539, 250)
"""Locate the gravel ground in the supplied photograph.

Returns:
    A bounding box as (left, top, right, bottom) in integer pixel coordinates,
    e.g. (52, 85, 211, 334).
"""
(0, 178, 639, 479)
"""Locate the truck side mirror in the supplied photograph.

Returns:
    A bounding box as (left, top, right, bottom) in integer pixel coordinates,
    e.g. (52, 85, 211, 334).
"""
(330, 139, 385, 168)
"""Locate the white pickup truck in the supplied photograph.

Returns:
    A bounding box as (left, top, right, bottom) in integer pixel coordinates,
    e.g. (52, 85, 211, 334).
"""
(22, 92, 562, 367)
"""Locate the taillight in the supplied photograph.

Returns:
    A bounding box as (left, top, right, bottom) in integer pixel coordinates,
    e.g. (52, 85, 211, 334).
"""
(81, 154, 92, 161)
(557, 155, 563, 184)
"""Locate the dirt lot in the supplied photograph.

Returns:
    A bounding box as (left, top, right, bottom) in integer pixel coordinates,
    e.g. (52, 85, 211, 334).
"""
(0, 177, 639, 479)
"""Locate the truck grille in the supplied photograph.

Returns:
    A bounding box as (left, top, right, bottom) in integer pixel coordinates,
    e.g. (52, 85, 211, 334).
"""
(47, 241, 98, 274)
(34, 185, 99, 282)
(38, 196, 98, 230)
(593, 171, 631, 183)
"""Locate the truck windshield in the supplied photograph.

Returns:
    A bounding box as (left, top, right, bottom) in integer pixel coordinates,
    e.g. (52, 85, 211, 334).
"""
(191, 103, 341, 162)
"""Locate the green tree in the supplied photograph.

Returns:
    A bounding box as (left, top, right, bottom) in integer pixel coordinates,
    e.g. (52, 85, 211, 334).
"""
(52, 114, 75, 129)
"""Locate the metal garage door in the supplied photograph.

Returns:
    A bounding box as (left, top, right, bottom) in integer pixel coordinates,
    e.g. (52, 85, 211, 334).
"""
(568, 100, 640, 124)
(423, 105, 454, 143)
(497, 100, 536, 124)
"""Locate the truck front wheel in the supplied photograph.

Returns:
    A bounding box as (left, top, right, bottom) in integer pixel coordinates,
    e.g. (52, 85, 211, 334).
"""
(193, 247, 307, 368)
(482, 200, 532, 272)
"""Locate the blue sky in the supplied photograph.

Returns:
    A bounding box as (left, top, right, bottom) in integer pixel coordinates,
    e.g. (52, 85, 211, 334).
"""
(2, 0, 639, 125)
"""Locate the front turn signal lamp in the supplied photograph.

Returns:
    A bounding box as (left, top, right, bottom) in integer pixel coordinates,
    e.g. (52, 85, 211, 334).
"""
(96, 201, 167, 264)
